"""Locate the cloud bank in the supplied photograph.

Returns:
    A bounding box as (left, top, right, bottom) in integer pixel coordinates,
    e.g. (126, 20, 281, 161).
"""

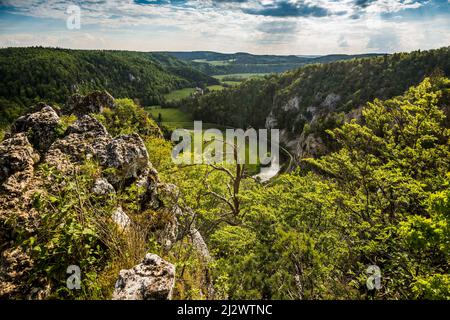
(0, 0, 448, 54)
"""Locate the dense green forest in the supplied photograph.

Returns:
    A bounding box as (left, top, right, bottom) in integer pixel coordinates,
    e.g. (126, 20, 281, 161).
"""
(0, 46, 449, 300)
(0, 47, 218, 126)
(1, 77, 447, 299)
(131, 76, 450, 299)
(206, 77, 450, 299)
(185, 47, 450, 134)
(165, 51, 382, 75)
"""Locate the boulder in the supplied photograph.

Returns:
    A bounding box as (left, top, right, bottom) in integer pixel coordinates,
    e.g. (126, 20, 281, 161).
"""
(92, 178, 115, 196)
(112, 253, 175, 300)
(321, 93, 341, 111)
(64, 91, 115, 116)
(100, 134, 149, 185)
(0, 133, 40, 193)
(45, 116, 111, 171)
(66, 114, 109, 136)
(112, 206, 131, 229)
(11, 106, 60, 153)
(46, 118, 149, 186)
(0, 247, 34, 298)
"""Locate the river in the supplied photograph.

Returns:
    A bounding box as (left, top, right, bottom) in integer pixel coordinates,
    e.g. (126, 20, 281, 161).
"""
(253, 153, 280, 182)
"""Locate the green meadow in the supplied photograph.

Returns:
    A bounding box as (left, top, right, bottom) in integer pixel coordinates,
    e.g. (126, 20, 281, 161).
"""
(207, 85, 226, 91)
(146, 107, 193, 122)
(212, 73, 269, 81)
(164, 85, 227, 103)
(192, 59, 234, 66)
(163, 88, 197, 102)
(145, 107, 261, 174)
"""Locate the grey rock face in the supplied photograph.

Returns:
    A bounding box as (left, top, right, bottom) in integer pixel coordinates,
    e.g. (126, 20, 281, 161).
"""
(190, 227, 212, 263)
(265, 111, 278, 129)
(0, 133, 40, 193)
(67, 115, 109, 136)
(46, 117, 149, 187)
(111, 206, 131, 229)
(64, 91, 115, 116)
(11, 106, 60, 153)
(0, 247, 34, 298)
(100, 134, 149, 185)
(92, 178, 115, 196)
(282, 96, 301, 112)
(45, 116, 111, 172)
(112, 253, 175, 300)
(321, 93, 341, 111)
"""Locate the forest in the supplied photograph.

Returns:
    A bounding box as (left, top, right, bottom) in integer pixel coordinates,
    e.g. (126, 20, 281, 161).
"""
(0, 46, 449, 300)
(184, 47, 450, 131)
(166, 51, 382, 75)
(0, 47, 218, 127)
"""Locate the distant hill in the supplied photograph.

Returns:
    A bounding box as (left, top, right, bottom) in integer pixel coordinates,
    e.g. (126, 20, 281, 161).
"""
(311, 53, 382, 64)
(163, 51, 385, 75)
(0, 47, 218, 125)
(184, 46, 450, 159)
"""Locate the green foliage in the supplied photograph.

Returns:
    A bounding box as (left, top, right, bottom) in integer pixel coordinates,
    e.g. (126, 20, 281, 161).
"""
(185, 75, 280, 128)
(0, 47, 218, 123)
(302, 77, 450, 299)
(0, 97, 25, 127)
(55, 114, 77, 137)
(196, 77, 450, 300)
(144, 136, 174, 174)
(94, 98, 161, 137)
(399, 174, 450, 299)
(186, 47, 450, 135)
(23, 161, 114, 299)
(210, 173, 354, 299)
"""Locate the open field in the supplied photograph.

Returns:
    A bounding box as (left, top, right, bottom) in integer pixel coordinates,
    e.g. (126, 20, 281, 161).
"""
(192, 59, 234, 66)
(145, 107, 262, 175)
(164, 85, 226, 102)
(146, 107, 225, 130)
(207, 85, 226, 91)
(222, 81, 241, 86)
(172, 128, 262, 175)
(146, 107, 193, 123)
(212, 73, 269, 81)
(164, 88, 196, 102)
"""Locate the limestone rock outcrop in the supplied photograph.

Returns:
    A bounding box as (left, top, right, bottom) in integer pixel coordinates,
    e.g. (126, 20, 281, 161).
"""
(0, 247, 34, 298)
(99, 134, 149, 185)
(112, 206, 131, 229)
(0, 93, 187, 300)
(64, 90, 115, 116)
(92, 177, 115, 195)
(0, 133, 40, 193)
(267, 91, 363, 162)
(45, 115, 110, 172)
(112, 253, 175, 300)
(10, 106, 60, 153)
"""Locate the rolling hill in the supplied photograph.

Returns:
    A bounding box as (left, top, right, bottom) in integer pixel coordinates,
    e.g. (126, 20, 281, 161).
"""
(164, 51, 384, 75)
(0, 47, 218, 125)
(184, 46, 450, 159)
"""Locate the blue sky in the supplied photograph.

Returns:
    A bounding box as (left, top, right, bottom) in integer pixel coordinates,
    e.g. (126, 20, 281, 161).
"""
(0, 0, 449, 54)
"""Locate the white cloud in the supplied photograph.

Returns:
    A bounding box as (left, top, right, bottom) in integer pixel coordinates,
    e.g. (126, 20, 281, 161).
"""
(0, 0, 448, 54)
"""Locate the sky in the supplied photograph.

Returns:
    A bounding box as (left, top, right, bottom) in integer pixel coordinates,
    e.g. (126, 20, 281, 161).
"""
(0, 0, 449, 55)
